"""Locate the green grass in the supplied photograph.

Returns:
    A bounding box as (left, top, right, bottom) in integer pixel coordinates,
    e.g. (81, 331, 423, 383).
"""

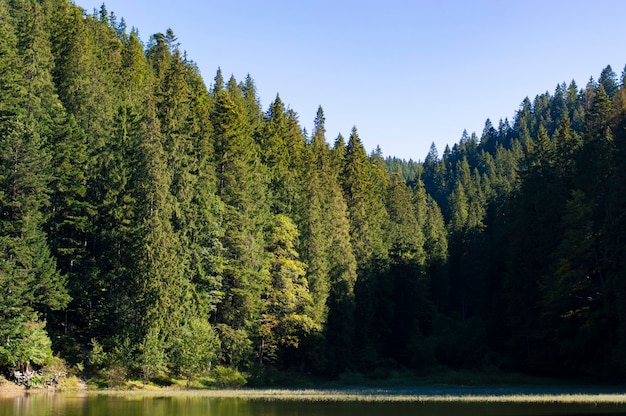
(44, 367, 625, 404)
(85, 387, 626, 403)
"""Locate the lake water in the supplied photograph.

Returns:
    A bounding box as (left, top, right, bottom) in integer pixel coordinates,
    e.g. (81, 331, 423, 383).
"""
(1, 392, 625, 416)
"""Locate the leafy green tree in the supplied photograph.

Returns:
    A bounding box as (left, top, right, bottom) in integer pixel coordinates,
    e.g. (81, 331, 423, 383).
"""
(214, 324, 251, 369)
(171, 317, 220, 388)
(0, 321, 53, 374)
(138, 327, 167, 382)
(259, 214, 317, 365)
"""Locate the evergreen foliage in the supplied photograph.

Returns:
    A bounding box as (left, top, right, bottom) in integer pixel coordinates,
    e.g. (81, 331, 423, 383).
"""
(2, 0, 626, 383)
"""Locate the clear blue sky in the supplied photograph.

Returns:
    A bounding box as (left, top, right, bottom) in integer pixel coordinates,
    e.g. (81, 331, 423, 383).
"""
(76, 0, 626, 161)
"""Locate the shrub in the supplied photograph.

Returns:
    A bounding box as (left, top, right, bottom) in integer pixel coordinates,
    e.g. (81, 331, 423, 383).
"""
(104, 364, 127, 388)
(210, 366, 247, 388)
(57, 375, 82, 391)
(28, 374, 44, 388)
(39, 356, 69, 388)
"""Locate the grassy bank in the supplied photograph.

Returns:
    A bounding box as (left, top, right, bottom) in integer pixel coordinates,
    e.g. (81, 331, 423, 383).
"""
(81, 368, 626, 403)
(87, 387, 626, 403)
(3, 368, 625, 405)
(80, 367, 558, 391)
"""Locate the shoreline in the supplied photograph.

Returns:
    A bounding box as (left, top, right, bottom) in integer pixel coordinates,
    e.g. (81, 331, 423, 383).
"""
(3, 386, 626, 404)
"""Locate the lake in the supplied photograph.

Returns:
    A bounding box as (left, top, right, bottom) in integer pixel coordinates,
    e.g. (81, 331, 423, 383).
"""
(1, 389, 626, 416)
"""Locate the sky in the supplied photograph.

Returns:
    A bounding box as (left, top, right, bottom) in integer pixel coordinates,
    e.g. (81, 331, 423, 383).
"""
(76, 0, 626, 161)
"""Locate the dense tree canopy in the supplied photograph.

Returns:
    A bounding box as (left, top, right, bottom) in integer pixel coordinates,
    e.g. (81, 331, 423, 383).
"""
(2, 0, 626, 385)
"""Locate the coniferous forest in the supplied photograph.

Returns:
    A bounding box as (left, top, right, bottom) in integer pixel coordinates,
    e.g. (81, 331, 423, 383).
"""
(2, 0, 626, 387)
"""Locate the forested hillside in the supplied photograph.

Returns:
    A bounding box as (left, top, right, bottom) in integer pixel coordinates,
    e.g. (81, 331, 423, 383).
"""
(2, 0, 626, 386)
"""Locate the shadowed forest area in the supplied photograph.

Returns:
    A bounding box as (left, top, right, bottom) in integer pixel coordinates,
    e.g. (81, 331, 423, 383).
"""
(2, 0, 626, 388)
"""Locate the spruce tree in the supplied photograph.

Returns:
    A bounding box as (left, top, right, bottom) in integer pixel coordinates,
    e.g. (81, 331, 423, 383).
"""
(211, 83, 270, 367)
(0, 2, 68, 372)
(260, 95, 307, 216)
(299, 107, 357, 373)
(379, 173, 431, 364)
(342, 127, 390, 368)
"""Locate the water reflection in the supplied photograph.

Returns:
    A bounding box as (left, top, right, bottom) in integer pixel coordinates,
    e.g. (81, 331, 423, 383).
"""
(0, 393, 625, 416)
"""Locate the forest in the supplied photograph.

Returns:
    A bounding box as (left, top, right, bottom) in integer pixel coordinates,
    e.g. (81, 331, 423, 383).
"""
(2, 0, 626, 387)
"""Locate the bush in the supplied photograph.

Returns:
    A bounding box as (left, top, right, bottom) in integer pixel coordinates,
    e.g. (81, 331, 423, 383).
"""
(57, 375, 82, 391)
(210, 366, 247, 388)
(28, 374, 44, 388)
(39, 356, 69, 388)
(104, 364, 127, 388)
